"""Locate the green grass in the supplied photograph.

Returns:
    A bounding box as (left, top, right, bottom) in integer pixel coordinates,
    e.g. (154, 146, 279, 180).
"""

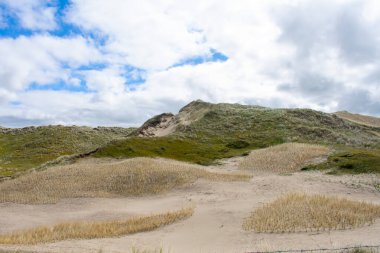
(176, 102, 380, 146)
(2, 101, 380, 175)
(302, 147, 380, 174)
(0, 126, 135, 177)
(94, 136, 255, 165)
(95, 101, 380, 165)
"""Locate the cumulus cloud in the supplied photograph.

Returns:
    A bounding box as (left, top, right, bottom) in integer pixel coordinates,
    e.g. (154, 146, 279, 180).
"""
(0, 0, 57, 30)
(66, 0, 211, 70)
(273, 0, 380, 114)
(0, 0, 380, 127)
(0, 35, 101, 93)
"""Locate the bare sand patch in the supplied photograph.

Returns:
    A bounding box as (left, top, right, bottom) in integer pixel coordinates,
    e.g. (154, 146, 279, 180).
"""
(0, 168, 379, 253)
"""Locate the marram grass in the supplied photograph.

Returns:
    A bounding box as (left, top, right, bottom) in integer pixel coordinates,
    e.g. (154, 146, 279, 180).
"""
(239, 143, 330, 174)
(0, 207, 194, 245)
(243, 193, 380, 233)
(0, 157, 251, 204)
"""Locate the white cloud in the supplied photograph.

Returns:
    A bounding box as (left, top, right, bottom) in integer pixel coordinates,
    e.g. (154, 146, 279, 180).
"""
(0, 0, 57, 30)
(82, 67, 127, 103)
(1, 0, 380, 127)
(272, 0, 380, 113)
(363, 0, 380, 23)
(0, 35, 102, 94)
(67, 0, 211, 70)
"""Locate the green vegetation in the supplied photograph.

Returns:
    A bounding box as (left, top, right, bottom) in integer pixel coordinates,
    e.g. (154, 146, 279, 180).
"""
(176, 102, 380, 146)
(302, 147, 380, 174)
(94, 136, 254, 165)
(95, 101, 380, 165)
(0, 126, 135, 177)
(1, 101, 380, 175)
(226, 140, 250, 149)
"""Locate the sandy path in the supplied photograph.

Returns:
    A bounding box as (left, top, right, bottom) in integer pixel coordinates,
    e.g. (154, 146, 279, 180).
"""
(0, 169, 379, 253)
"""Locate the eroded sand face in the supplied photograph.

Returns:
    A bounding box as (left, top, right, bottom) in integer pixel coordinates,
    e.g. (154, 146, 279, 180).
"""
(0, 159, 379, 253)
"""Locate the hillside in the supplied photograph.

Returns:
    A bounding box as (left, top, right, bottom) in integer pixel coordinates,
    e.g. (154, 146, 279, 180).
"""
(335, 111, 380, 128)
(1, 101, 380, 253)
(94, 100, 380, 165)
(2, 101, 379, 176)
(0, 126, 135, 177)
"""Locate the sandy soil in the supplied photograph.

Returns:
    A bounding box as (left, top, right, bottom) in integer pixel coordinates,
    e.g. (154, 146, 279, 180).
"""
(0, 160, 379, 253)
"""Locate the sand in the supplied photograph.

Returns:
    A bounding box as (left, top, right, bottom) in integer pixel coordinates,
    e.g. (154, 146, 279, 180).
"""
(0, 159, 379, 253)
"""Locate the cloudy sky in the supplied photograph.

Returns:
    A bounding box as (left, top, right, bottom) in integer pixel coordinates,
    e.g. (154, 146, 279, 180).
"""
(0, 0, 379, 127)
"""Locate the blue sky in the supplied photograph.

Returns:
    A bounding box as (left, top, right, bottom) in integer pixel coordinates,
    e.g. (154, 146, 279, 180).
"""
(0, 0, 228, 94)
(0, 0, 379, 127)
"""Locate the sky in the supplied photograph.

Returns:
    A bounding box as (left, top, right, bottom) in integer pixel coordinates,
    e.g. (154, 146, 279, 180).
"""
(0, 0, 380, 127)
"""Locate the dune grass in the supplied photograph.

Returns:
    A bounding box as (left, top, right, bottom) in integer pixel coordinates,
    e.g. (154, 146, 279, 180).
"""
(238, 143, 330, 173)
(302, 147, 380, 174)
(0, 207, 194, 245)
(95, 102, 380, 167)
(0, 157, 251, 204)
(243, 193, 380, 233)
(2, 101, 379, 178)
(0, 126, 135, 177)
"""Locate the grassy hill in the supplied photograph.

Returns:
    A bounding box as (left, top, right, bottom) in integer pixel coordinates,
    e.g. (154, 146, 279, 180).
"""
(0, 126, 135, 177)
(2, 100, 379, 176)
(94, 100, 380, 165)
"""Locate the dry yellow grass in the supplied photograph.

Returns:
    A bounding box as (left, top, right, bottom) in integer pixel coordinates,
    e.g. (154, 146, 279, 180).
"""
(243, 193, 380, 233)
(0, 207, 194, 245)
(335, 111, 380, 128)
(238, 143, 330, 173)
(0, 157, 251, 204)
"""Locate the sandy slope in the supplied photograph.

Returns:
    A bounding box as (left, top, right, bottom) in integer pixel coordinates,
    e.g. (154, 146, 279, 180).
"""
(335, 111, 380, 128)
(0, 161, 379, 253)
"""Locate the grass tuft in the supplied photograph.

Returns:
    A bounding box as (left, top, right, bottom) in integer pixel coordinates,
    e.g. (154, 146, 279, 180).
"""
(243, 193, 380, 233)
(0, 207, 194, 245)
(238, 143, 330, 173)
(0, 157, 251, 204)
